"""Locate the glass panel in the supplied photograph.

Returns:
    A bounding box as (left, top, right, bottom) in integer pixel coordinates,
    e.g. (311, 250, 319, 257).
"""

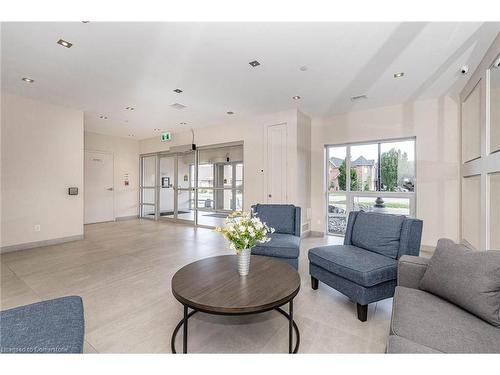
(159, 156, 175, 219)
(198, 164, 214, 188)
(177, 189, 194, 221)
(235, 163, 243, 190)
(142, 156, 156, 187)
(222, 190, 233, 210)
(353, 196, 410, 216)
(197, 187, 214, 209)
(327, 146, 347, 192)
(223, 164, 233, 188)
(235, 190, 243, 211)
(489, 173, 500, 249)
(140, 205, 155, 218)
(462, 175, 481, 249)
(141, 188, 155, 205)
(197, 210, 228, 227)
(380, 140, 415, 192)
(350, 144, 378, 191)
(178, 152, 194, 189)
(490, 63, 500, 153)
(328, 194, 347, 235)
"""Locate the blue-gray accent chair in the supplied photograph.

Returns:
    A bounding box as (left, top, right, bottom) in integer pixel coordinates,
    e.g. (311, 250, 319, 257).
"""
(308, 211, 423, 321)
(0, 296, 85, 353)
(251, 204, 301, 269)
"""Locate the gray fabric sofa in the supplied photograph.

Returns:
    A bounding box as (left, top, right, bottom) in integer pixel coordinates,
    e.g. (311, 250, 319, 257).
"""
(387, 244, 500, 353)
(308, 211, 423, 321)
(251, 204, 301, 269)
(0, 296, 85, 353)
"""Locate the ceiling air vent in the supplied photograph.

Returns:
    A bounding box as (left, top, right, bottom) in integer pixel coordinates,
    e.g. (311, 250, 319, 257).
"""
(170, 103, 187, 110)
(350, 95, 368, 102)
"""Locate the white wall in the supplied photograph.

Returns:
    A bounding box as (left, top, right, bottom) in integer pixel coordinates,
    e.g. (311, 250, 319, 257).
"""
(84, 132, 140, 219)
(310, 96, 460, 247)
(297, 110, 312, 231)
(1, 93, 84, 249)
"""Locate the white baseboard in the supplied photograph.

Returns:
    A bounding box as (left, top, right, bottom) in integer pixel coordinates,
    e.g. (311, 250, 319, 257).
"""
(115, 215, 139, 221)
(1, 234, 84, 254)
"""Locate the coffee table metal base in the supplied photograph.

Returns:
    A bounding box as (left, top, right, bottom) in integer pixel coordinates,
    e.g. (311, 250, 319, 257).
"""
(170, 300, 300, 354)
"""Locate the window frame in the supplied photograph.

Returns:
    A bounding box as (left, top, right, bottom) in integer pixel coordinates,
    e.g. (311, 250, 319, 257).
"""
(325, 136, 417, 237)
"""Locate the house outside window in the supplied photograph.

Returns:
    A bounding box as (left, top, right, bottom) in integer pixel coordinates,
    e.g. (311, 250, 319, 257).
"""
(326, 138, 416, 236)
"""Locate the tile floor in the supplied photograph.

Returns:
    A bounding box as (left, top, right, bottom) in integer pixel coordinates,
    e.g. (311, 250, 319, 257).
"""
(0, 219, 395, 353)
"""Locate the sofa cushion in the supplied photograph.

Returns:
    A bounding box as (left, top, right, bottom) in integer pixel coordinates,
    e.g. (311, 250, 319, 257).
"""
(351, 211, 405, 259)
(391, 287, 500, 353)
(386, 335, 441, 354)
(252, 233, 300, 259)
(0, 296, 85, 353)
(308, 245, 397, 287)
(419, 238, 500, 327)
(253, 204, 296, 235)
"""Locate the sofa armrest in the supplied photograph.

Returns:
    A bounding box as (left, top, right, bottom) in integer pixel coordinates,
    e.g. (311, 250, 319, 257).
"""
(294, 207, 301, 237)
(397, 255, 430, 289)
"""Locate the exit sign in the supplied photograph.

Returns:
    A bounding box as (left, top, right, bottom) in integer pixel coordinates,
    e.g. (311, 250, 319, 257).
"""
(161, 132, 172, 142)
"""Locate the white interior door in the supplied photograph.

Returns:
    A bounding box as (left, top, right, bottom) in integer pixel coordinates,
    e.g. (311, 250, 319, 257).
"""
(266, 123, 287, 203)
(85, 151, 114, 224)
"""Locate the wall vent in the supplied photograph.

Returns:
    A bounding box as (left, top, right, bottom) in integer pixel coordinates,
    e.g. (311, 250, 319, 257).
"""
(350, 94, 368, 101)
(170, 103, 187, 110)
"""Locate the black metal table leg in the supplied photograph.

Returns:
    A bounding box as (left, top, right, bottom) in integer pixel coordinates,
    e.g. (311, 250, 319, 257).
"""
(183, 305, 188, 353)
(171, 304, 299, 353)
(288, 300, 293, 353)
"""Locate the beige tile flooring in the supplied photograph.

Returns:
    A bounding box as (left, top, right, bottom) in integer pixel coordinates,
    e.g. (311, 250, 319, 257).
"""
(0, 219, 394, 353)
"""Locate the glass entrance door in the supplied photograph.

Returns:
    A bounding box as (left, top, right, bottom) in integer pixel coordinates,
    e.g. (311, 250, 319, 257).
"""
(157, 151, 195, 223)
(140, 144, 243, 227)
(158, 154, 176, 220)
(175, 151, 196, 223)
(140, 155, 157, 219)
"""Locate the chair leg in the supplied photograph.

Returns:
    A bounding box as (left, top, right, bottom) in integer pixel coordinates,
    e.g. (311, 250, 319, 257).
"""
(356, 303, 368, 322)
(311, 276, 319, 290)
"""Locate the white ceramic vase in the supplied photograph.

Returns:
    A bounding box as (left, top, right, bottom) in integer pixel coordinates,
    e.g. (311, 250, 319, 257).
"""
(237, 248, 252, 276)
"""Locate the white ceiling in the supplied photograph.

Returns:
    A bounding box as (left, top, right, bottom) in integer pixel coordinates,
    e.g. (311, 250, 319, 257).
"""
(2, 22, 499, 139)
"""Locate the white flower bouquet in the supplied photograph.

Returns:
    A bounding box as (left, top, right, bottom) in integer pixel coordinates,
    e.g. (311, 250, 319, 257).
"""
(215, 211, 274, 275)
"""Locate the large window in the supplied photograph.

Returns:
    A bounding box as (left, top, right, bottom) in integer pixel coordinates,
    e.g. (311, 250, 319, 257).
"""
(326, 138, 416, 235)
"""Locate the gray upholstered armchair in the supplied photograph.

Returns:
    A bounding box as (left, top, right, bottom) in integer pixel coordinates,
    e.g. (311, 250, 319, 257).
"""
(250, 204, 301, 269)
(308, 211, 423, 321)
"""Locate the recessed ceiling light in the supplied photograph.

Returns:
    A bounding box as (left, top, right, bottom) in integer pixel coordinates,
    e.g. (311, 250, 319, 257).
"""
(299, 66, 308, 71)
(22, 77, 34, 83)
(393, 72, 405, 78)
(125, 106, 135, 111)
(292, 96, 301, 100)
(249, 60, 260, 67)
(173, 89, 183, 93)
(81, 21, 90, 23)
(350, 95, 368, 101)
(180, 122, 187, 125)
(57, 39, 73, 48)
(99, 115, 108, 120)
(227, 111, 234, 115)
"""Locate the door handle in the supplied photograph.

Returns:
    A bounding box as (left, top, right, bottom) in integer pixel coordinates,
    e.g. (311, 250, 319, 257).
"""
(107, 187, 113, 191)
(268, 194, 272, 198)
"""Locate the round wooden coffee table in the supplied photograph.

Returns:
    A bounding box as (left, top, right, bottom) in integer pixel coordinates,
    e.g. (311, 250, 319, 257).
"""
(171, 255, 301, 353)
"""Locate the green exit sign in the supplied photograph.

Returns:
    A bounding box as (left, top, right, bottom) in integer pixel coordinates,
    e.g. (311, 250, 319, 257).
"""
(160, 132, 172, 142)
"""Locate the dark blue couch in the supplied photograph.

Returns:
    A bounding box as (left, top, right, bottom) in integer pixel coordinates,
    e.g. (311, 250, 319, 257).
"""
(251, 204, 301, 269)
(308, 211, 423, 321)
